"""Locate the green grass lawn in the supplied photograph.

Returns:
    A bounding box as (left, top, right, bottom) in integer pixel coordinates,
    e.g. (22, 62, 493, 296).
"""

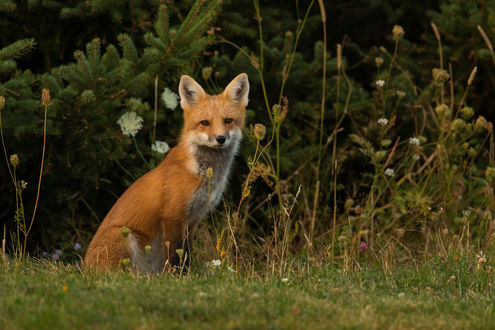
(1, 256, 494, 329)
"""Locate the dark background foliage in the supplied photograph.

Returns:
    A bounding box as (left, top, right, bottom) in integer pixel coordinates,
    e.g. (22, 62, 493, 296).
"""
(1, 0, 493, 256)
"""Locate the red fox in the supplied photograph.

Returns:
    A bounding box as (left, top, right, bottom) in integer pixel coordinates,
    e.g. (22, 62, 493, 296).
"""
(84, 73, 249, 272)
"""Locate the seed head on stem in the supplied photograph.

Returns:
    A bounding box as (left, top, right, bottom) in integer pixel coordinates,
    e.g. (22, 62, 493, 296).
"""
(392, 25, 404, 41)
(10, 154, 19, 167)
(41, 89, 51, 106)
(254, 123, 266, 141)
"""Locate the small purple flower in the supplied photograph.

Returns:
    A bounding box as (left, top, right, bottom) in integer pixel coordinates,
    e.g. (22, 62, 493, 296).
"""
(360, 241, 368, 251)
(41, 251, 48, 258)
(54, 249, 63, 256)
(74, 243, 82, 251)
(51, 253, 60, 261)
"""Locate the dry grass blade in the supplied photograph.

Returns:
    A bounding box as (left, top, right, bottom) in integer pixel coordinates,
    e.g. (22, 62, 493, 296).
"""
(317, 0, 326, 23)
(467, 66, 477, 86)
(431, 22, 443, 69)
(477, 25, 495, 66)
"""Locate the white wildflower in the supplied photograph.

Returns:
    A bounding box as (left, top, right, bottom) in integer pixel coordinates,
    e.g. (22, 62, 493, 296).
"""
(117, 112, 143, 137)
(210, 259, 222, 267)
(384, 168, 395, 177)
(161, 87, 179, 110)
(151, 140, 170, 154)
(376, 80, 385, 88)
(409, 137, 420, 146)
(377, 118, 389, 126)
(20, 180, 28, 189)
(281, 278, 289, 283)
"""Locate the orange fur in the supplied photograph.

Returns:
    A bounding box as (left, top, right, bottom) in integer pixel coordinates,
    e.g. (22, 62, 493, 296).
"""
(84, 74, 249, 272)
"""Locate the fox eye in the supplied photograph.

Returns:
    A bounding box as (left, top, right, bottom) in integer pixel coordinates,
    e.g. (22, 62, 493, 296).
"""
(200, 120, 210, 126)
(224, 118, 233, 124)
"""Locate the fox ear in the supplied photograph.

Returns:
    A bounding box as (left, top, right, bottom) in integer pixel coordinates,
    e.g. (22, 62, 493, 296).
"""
(179, 75, 206, 109)
(224, 73, 249, 107)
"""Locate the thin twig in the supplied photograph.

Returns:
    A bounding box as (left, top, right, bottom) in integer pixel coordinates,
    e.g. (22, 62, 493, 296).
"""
(331, 160, 337, 263)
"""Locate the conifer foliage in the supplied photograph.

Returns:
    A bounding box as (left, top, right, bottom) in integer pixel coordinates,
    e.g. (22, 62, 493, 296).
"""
(0, 0, 221, 247)
(0, 0, 494, 259)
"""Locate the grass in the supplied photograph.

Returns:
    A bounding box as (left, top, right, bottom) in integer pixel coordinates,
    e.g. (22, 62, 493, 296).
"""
(1, 256, 495, 329)
(1, 4, 494, 329)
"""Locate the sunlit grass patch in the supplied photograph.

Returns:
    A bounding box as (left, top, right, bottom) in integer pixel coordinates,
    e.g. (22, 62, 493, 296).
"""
(1, 256, 494, 329)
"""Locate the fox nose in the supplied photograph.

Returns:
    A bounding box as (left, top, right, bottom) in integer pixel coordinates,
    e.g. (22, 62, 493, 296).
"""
(216, 135, 226, 144)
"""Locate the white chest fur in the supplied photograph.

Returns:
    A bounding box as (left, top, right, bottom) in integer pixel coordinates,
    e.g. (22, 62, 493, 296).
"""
(186, 140, 240, 224)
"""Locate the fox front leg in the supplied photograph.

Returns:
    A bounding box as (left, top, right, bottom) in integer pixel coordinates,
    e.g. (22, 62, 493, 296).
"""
(182, 222, 199, 269)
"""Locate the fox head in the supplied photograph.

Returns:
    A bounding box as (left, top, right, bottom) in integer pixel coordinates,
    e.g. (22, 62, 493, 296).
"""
(178, 73, 249, 149)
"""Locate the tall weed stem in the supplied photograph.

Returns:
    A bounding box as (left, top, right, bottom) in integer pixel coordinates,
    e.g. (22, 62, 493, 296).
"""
(316, 0, 327, 178)
(24, 100, 48, 257)
(133, 137, 151, 168)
